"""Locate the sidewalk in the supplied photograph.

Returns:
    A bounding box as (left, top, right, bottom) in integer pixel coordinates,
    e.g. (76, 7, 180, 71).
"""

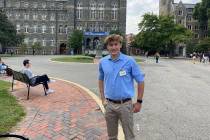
(1, 77, 108, 140)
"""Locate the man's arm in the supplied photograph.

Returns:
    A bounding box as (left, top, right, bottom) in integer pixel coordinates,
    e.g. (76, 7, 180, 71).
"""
(133, 81, 144, 113)
(137, 81, 144, 100)
(98, 80, 106, 104)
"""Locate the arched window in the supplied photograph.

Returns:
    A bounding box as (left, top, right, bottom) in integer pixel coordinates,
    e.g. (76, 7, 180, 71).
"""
(42, 25, 46, 33)
(42, 38, 46, 46)
(59, 25, 63, 33)
(111, 2, 118, 20)
(76, 1, 83, 19)
(90, 0, 97, 19)
(98, 2, 105, 19)
(16, 24, 20, 33)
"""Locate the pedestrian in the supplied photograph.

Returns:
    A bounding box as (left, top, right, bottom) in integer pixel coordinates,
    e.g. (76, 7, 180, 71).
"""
(98, 34, 145, 140)
(0, 57, 7, 73)
(192, 52, 196, 64)
(155, 52, 160, 63)
(21, 59, 55, 94)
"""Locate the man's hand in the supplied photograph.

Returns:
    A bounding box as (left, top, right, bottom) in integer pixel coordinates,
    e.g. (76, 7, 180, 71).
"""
(102, 99, 107, 107)
(133, 102, 142, 113)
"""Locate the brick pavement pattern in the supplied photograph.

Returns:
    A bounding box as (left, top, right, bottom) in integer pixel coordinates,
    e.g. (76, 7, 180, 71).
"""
(6, 78, 108, 140)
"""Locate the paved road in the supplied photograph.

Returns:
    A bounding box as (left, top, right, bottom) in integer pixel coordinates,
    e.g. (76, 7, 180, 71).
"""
(3, 56, 210, 140)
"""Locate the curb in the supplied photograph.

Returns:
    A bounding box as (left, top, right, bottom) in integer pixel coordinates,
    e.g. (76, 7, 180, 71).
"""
(51, 77, 125, 140)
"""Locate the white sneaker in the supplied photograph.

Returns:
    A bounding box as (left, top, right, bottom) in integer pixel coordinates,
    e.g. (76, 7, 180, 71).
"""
(48, 80, 56, 83)
(46, 89, 54, 94)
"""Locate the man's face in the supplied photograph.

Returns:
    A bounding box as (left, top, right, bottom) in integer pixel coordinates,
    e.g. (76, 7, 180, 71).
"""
(26, 63, 31, 68)
(107, 41, 122, 56)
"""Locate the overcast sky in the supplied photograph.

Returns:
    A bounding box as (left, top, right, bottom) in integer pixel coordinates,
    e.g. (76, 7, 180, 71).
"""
(126, 0, 201, 34)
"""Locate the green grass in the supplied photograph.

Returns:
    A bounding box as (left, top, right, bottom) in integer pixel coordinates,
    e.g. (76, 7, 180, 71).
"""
(0, 80, 25, 134)
(135, 58, 144, 63)
(52, 55, 94, 63)
(0, 54, 20, 57)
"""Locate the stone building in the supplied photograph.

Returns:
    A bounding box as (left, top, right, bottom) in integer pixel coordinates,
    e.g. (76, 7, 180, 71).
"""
(159, 0, 208, 56)
(0, 0, 126, 54)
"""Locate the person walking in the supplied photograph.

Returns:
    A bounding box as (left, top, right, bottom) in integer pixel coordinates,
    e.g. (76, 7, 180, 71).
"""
(155, 52, 160, 63)
(98, 34, 145, 140)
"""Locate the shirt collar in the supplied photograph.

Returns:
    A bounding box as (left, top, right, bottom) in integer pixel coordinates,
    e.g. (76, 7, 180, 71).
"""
(108, 52, 123, 61)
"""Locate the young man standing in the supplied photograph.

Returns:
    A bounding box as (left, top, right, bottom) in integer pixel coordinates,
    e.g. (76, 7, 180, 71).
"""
(98, 34, 145, 140)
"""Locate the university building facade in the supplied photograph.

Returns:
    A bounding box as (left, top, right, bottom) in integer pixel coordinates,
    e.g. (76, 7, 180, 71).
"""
(0, 0, 126, 54)
(159, 0, 208, 56)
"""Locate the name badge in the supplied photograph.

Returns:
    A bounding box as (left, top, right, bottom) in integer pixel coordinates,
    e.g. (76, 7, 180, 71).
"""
(119, 70, 126, 76)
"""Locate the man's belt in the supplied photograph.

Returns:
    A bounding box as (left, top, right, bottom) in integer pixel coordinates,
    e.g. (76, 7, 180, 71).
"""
(106, 98, 131, 104)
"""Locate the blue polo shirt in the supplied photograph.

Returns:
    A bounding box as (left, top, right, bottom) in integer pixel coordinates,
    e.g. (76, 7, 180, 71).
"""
(98, 53, 144, 100)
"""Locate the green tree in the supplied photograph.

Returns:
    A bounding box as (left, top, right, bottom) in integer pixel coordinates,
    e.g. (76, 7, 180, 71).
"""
(0, 10, 22, 49)
(18, 43, 27, 54)
(67, 30, 83, 54)
(193, 0, 210, 36)
(194, 38, 210, 52)
(31, 42, 42, 55)
(135, 13, 192, 57)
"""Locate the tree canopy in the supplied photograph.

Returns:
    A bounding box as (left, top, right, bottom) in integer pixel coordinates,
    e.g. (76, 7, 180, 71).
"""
(134, 13, 192, 55)
(0, 10, 23, 47)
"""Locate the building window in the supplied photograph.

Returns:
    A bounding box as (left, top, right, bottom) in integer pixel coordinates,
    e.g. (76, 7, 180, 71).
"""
(42, 38, 46, 46)
(178, 20, 182, 24)
(187, 8, 193, 13)
(90, 1, 97, 19)
(33, 38, 37, 44)
(33, 2, 38, 8)
(195, 34, 199, 39)
(195, 25, 199, 30)
(59, 25, 63, 33)
(51, 26, 55, 34)
(42, 2, 46, 8)
(42, 14, 47, 20)
(24, 13, 29, 20)
(25, 25, 29, 33)
(187, 25, 192, 30)
(58, 2, 63, 9)
(111, 2, 118, 20)
(76, 1, 83, 19)
(50, 3, 55, 8)
(204, 26, 208, 31)
(187, 16, 192, 21)
(204, 34, 208, 38)
(16, 24, 20, 33)
(15, 13, 20, 20)
(42, 25, 46, 33)
(33, 25, 37, 33)
(51, 39, 54, 46)
(50, 14, 55, 21)
(98, 2, 105, 20)
(59, 14, 65, 21)
(15, 1, 20, 8)
(33, 13, 38, 20)
(178, 10, 183, 16)
(65, 25, 68, 34)
(24, 38, 29, 45)
(24, 2, 29, 8)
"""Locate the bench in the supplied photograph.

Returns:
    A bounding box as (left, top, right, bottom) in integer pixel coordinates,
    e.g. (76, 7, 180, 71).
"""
(9, 68, 47, 100)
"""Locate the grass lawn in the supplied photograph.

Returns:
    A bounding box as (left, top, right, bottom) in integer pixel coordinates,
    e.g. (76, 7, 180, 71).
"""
(135, 58, 144, 63)
(51, 55, 94, 63)
(0, 80, 25, 134)
(0, 54, 20, 57)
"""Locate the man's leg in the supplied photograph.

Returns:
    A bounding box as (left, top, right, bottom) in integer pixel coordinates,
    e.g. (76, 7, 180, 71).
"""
(119, 101, 135, 140)
(34, 75, 49, 89)
(105, 101, 119, 140)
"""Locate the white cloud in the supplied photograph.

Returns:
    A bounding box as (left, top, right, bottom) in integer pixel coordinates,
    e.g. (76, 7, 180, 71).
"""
(126, 0, 201, 34)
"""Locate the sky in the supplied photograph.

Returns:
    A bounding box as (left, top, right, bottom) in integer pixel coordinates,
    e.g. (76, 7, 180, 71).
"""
(126, 0, 201, 34)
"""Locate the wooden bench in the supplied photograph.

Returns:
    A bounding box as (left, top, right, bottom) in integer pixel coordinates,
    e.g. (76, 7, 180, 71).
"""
(10, 68, 47, 100)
